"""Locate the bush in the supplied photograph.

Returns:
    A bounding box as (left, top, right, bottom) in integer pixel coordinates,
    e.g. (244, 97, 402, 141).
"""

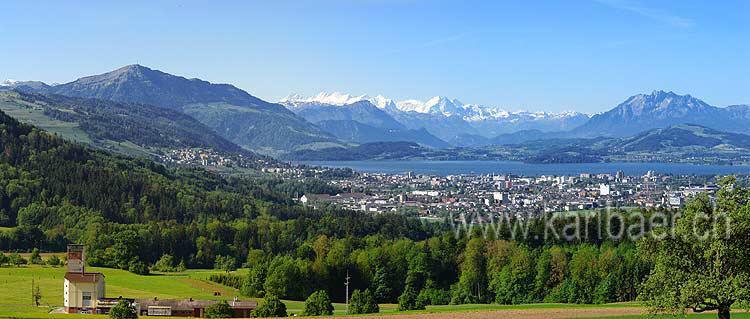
(303, 290, 333, 316)
(46, 255, 62, 267)
(8, 253, 27, 267)
(204, 301, 234, 318)
(29, 248, 43, 264)
(152, 254, 184, 272)
(417, 287, 450, 306)
(252, 294, 287, 317)
(109, 300, 137, 319)
(128, 259, 149, 275)
(350, 289, 379, 314)
(398, 285, 424, 311)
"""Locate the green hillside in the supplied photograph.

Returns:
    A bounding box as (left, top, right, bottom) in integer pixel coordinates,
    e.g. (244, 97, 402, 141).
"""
(0, 91, 249, 157)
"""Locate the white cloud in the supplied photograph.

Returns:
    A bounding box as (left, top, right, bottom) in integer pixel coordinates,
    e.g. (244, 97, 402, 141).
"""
(595, 0, 694, 28)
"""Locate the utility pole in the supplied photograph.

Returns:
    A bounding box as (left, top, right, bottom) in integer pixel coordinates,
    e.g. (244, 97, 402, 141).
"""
(344, 271, 351, 315)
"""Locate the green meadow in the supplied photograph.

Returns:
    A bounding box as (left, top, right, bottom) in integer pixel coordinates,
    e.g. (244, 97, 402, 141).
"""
(0, 265, 746, 319)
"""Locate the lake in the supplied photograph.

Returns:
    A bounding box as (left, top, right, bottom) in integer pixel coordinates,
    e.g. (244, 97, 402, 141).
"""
(298, 160, 750, 176)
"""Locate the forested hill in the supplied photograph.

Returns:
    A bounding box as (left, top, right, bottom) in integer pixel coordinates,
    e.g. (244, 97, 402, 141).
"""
(0, 107, 429, 268)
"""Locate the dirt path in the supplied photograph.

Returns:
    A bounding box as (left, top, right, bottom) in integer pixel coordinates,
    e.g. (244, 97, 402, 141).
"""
(307, 307, 646, 319)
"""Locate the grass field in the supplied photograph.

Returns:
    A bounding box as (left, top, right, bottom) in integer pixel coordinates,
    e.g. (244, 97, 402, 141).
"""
(0, 265, 745, 319)
(0, 95, 153, 158)
(0, 98, 93, 145)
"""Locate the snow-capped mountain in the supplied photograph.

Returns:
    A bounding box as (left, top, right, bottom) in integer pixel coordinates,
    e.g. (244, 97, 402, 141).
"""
(281, 92, 397, 110)
(282, 92, 588, 122)
(280, 92, 592, 144)
(1, 79, 19, 86)
(1, 79, 52, 92)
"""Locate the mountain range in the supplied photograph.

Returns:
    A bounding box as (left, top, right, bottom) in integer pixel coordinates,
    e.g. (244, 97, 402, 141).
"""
(280, 92, 591, 145)
(3, 65, 339, 156)
(573, 90, 750, 137)
(4, 65, 750, 161)
(288, 124, 750, 163)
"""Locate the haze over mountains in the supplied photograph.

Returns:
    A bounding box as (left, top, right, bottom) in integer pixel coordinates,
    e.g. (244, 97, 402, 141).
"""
(3, 65, 750, 160)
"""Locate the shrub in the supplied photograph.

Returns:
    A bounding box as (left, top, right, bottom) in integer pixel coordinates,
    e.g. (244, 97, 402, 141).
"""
(46, 255, 62, 267)
(350, 289, 379, 314)
(417, 287, 450, 306)
(109, 300, 137, 319)
(204, 301, 234, 318)
(252, 294, 287, 317)
(128, 259, 149, 275)
(303, 290, 333, 316)
(152, 254, 183, 272)
(29, 248, 43, 264)
(8, 253, 27, 267)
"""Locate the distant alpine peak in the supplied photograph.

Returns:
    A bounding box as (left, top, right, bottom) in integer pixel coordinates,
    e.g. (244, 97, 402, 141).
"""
(615, 90, 712, 116)
(2, 79, 20, 86)
(280, 91, 589, 120)
(279, 91, 396, 109)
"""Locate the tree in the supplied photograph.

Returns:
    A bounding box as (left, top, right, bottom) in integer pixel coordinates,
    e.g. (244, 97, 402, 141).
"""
(371, 265, 392, 303)
(303, 290, 333, 316)
(640, 178, 750, 319)
(109, 300, 137, 319)
(491, 245, 535, 304)
(128, 259, 149, 275)
(252, 294, 287, 318)
(29, 248, 42, 264)
(0, 252, 8, 266)
(204, 301, 234, 318)
(152, 254, 181, 272)
(215, 255, 237, 273)
(241, 265, 266, 297)
(350, 289, 379, 314)
(32, 284, 42, 306)
(452, 237, 486, 304)
(398, 285, 425, 311)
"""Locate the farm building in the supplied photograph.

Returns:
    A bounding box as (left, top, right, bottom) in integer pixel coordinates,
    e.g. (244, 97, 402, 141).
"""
(62, 244, 257, 317)
(137, 298, 257, 317)
(64, 245, 106, 314)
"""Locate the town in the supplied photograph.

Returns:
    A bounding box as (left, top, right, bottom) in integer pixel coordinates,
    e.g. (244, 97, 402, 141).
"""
(293, 169, 722, 220)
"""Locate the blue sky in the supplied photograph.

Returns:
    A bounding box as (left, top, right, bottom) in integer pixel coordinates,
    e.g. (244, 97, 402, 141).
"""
(1, 0, 748, 113)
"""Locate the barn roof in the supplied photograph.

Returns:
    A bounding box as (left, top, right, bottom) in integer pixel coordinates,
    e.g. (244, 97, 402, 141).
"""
(64, 272, 104, 283)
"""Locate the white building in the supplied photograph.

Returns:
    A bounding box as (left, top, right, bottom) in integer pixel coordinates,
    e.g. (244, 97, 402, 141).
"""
(64, 244, 106, 314)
